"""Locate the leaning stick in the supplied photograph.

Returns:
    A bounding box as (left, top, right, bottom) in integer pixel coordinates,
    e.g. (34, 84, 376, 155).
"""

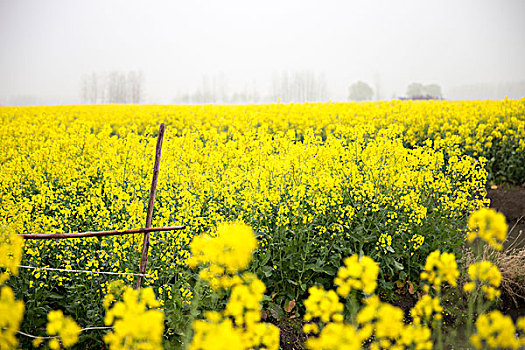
(136, 123, 165, 289)
(17, 226, 185, 240)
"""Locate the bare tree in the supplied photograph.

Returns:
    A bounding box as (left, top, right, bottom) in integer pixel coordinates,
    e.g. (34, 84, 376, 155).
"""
(374, 73, 382, 101)
(81, 74, 89, 103)
(127, 71, 144, 103)
(272, 70, 327, 102)
(81, 72, 101, 103)
(81, 70, 144, 104)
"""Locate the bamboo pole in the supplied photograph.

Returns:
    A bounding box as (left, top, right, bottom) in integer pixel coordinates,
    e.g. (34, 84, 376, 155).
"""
(136, 123, 165, 289)
(17, 226, 185, 240)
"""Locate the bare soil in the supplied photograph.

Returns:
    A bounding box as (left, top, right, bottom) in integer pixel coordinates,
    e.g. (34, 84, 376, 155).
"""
(487, 186, 525, 249)
(487, 186, 525, 320)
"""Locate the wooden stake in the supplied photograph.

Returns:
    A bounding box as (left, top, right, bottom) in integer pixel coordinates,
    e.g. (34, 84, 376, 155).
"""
(136, 123, 165, 289)
(18, 225, 185, 240)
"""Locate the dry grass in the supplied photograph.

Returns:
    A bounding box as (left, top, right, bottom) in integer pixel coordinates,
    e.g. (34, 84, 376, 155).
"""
(460, 220, 525, 308)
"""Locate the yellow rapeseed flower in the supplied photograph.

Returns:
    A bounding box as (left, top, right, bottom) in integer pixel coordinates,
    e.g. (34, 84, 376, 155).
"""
(398, 324, 433, 350)
(191, 273, 279, 350)
(517, 317, 525, 346)
(410, 294, 443, 325)
(467, 208, 508, 250)
(420, 250, 459, 292)
(188, 222, 257, 289)
(304, 286, 344, 323)
(463, 261, 502, 300)
(46, 310, 81, 349)
(0, 286, 25, 349)
(470, 310, 520, 349)
(190, 318, 245, 350)
(103, 286, 164, 350)
(334, 254, 379, 297)
(305, 322, 361, 350)
(356, 294, 406, 346)
(224, 273, 266, 328)
(0, 225, 24, 285)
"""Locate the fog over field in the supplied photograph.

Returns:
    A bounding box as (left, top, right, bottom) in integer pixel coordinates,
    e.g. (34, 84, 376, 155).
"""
(1, 0, 524, 105)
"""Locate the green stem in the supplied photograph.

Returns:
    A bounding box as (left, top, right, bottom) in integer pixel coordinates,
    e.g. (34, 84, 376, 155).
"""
(183, 278, 203, 349)
(466, 241, 484, 341)
(466, 285, 475, 339)
(436, 289, 443, 350)
(348, 292, 358, 325)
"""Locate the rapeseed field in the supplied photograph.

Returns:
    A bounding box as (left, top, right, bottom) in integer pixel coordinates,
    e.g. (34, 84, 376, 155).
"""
(1, 99, 524, 348)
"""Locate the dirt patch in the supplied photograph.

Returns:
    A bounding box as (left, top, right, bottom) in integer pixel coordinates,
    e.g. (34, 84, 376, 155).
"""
(486, 185, 525, 317)
(486, 185, 525, 222)
(267, 315, 306, 350)
(487, 186, 525, 249)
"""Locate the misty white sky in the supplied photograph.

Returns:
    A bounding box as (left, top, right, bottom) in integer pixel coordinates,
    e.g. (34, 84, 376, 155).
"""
(1, 0, 524, 104)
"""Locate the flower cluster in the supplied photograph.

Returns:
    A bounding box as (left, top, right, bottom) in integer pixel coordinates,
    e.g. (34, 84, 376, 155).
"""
(223, 273, 266, 327)
(410, 295, 443, 325)
(303, 254, 433, 350)
(190, 276, 279, 350)
(420, 250, 459, 292)
(357, 295, 406, 345)
(0, 225, 24, 284)
(103, 285, 164, 350)
(187, 222, 257, 290)
(46, 310, 81, 349)
(0, 286, 25, 349)
(190, 317, 245, 350)
(470, 310, 524, 349)
(397, 325, 433, 350)
(334, 254, 379, 296)
(0, 226, 25, 349)
(463, 261, 502, 300)
(467, 208, 508, 250)
(305, 322, 361, 350)
(303, 286, 344, 323)
(188, 226, 279, 350)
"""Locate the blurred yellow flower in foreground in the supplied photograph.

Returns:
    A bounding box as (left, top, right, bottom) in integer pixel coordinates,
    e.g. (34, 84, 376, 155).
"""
(0, 225, 24, 284)
(421, 250, 459, 292)
(104, 286, 164, 350)
(335, 254, 379, 296)
(463, 261, 502, 300)
(467, 208, 508, 250)
(187, 222, 257, 289)
(470, 310, 521, 349)
(0, 286, 25, 349)
(46, 310, 81, 349)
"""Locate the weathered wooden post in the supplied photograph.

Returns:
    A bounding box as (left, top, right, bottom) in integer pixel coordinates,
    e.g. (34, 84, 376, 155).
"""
(136, 123, 165, 289)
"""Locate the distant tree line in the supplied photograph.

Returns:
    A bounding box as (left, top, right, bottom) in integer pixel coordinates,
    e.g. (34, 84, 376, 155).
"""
(81, 71, 144, 104)
(174, 71, 328, 104)
(404, 83, 443, 100)
(347, 81, 444, 101)
(78, 70, 446, 104)
(271, 71, 327, 102)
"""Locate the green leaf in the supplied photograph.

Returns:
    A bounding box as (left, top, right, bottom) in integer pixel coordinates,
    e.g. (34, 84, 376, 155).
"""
(267, 302, 284, 320)
(393, 261, 404, 271)
(260, 252, 271, 266)
(261, 266, 273, 277)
